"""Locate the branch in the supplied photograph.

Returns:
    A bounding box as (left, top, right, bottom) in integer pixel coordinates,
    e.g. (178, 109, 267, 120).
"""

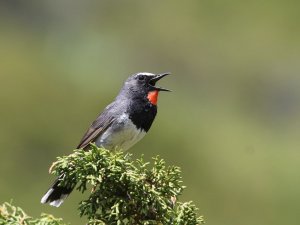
(0, 202, 66, 225)
(51, 144, 204, 224)
(1, 145, 204, 224)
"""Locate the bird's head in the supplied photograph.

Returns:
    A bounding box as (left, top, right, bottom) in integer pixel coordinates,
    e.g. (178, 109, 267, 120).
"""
(121, 72, 171, 105)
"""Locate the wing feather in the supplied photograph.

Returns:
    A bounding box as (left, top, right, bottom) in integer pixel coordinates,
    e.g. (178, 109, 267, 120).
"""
(77, 105, 116, 149)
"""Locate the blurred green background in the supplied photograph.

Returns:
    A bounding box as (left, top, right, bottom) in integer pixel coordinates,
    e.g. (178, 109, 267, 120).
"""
(1, 1, 300, 224)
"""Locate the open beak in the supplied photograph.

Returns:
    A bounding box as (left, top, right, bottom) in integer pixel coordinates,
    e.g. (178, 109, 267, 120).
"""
(149, 72, 172, 92)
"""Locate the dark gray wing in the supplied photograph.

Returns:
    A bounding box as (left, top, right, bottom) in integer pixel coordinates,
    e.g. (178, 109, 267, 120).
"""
(77, 104, 116, 149)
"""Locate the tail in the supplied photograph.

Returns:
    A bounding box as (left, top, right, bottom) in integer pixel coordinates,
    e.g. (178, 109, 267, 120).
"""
(41, 177, 75, 207)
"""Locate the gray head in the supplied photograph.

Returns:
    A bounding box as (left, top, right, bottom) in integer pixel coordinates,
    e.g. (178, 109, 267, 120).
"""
(116, 72, 171, 104)
(125, 71, 171, 92)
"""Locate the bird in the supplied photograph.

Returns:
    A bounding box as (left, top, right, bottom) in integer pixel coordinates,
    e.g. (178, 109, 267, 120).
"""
(41, 72, 171, 207)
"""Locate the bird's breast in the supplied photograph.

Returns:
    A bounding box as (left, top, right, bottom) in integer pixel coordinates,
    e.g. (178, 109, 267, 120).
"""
(128, 100, 157, 132)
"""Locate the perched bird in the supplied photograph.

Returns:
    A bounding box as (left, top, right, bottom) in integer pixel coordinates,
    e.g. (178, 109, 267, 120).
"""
(41, 72, 171, 207)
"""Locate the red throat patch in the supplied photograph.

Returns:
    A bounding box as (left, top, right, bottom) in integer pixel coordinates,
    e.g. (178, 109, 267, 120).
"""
(147, 90, 159, 105)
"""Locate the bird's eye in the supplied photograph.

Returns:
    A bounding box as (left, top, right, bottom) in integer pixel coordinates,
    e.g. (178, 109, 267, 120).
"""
(138, 76, 145, 81)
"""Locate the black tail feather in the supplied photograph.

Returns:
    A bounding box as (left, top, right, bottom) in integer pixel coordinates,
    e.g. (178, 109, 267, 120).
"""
(41, 177, 75, 207)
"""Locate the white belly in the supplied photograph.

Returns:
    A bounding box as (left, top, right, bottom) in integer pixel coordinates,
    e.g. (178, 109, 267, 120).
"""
(95, 113, 146, 151)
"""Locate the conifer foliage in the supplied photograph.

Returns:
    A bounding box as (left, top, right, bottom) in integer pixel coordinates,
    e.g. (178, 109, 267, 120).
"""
(1, 145, 204, 224)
